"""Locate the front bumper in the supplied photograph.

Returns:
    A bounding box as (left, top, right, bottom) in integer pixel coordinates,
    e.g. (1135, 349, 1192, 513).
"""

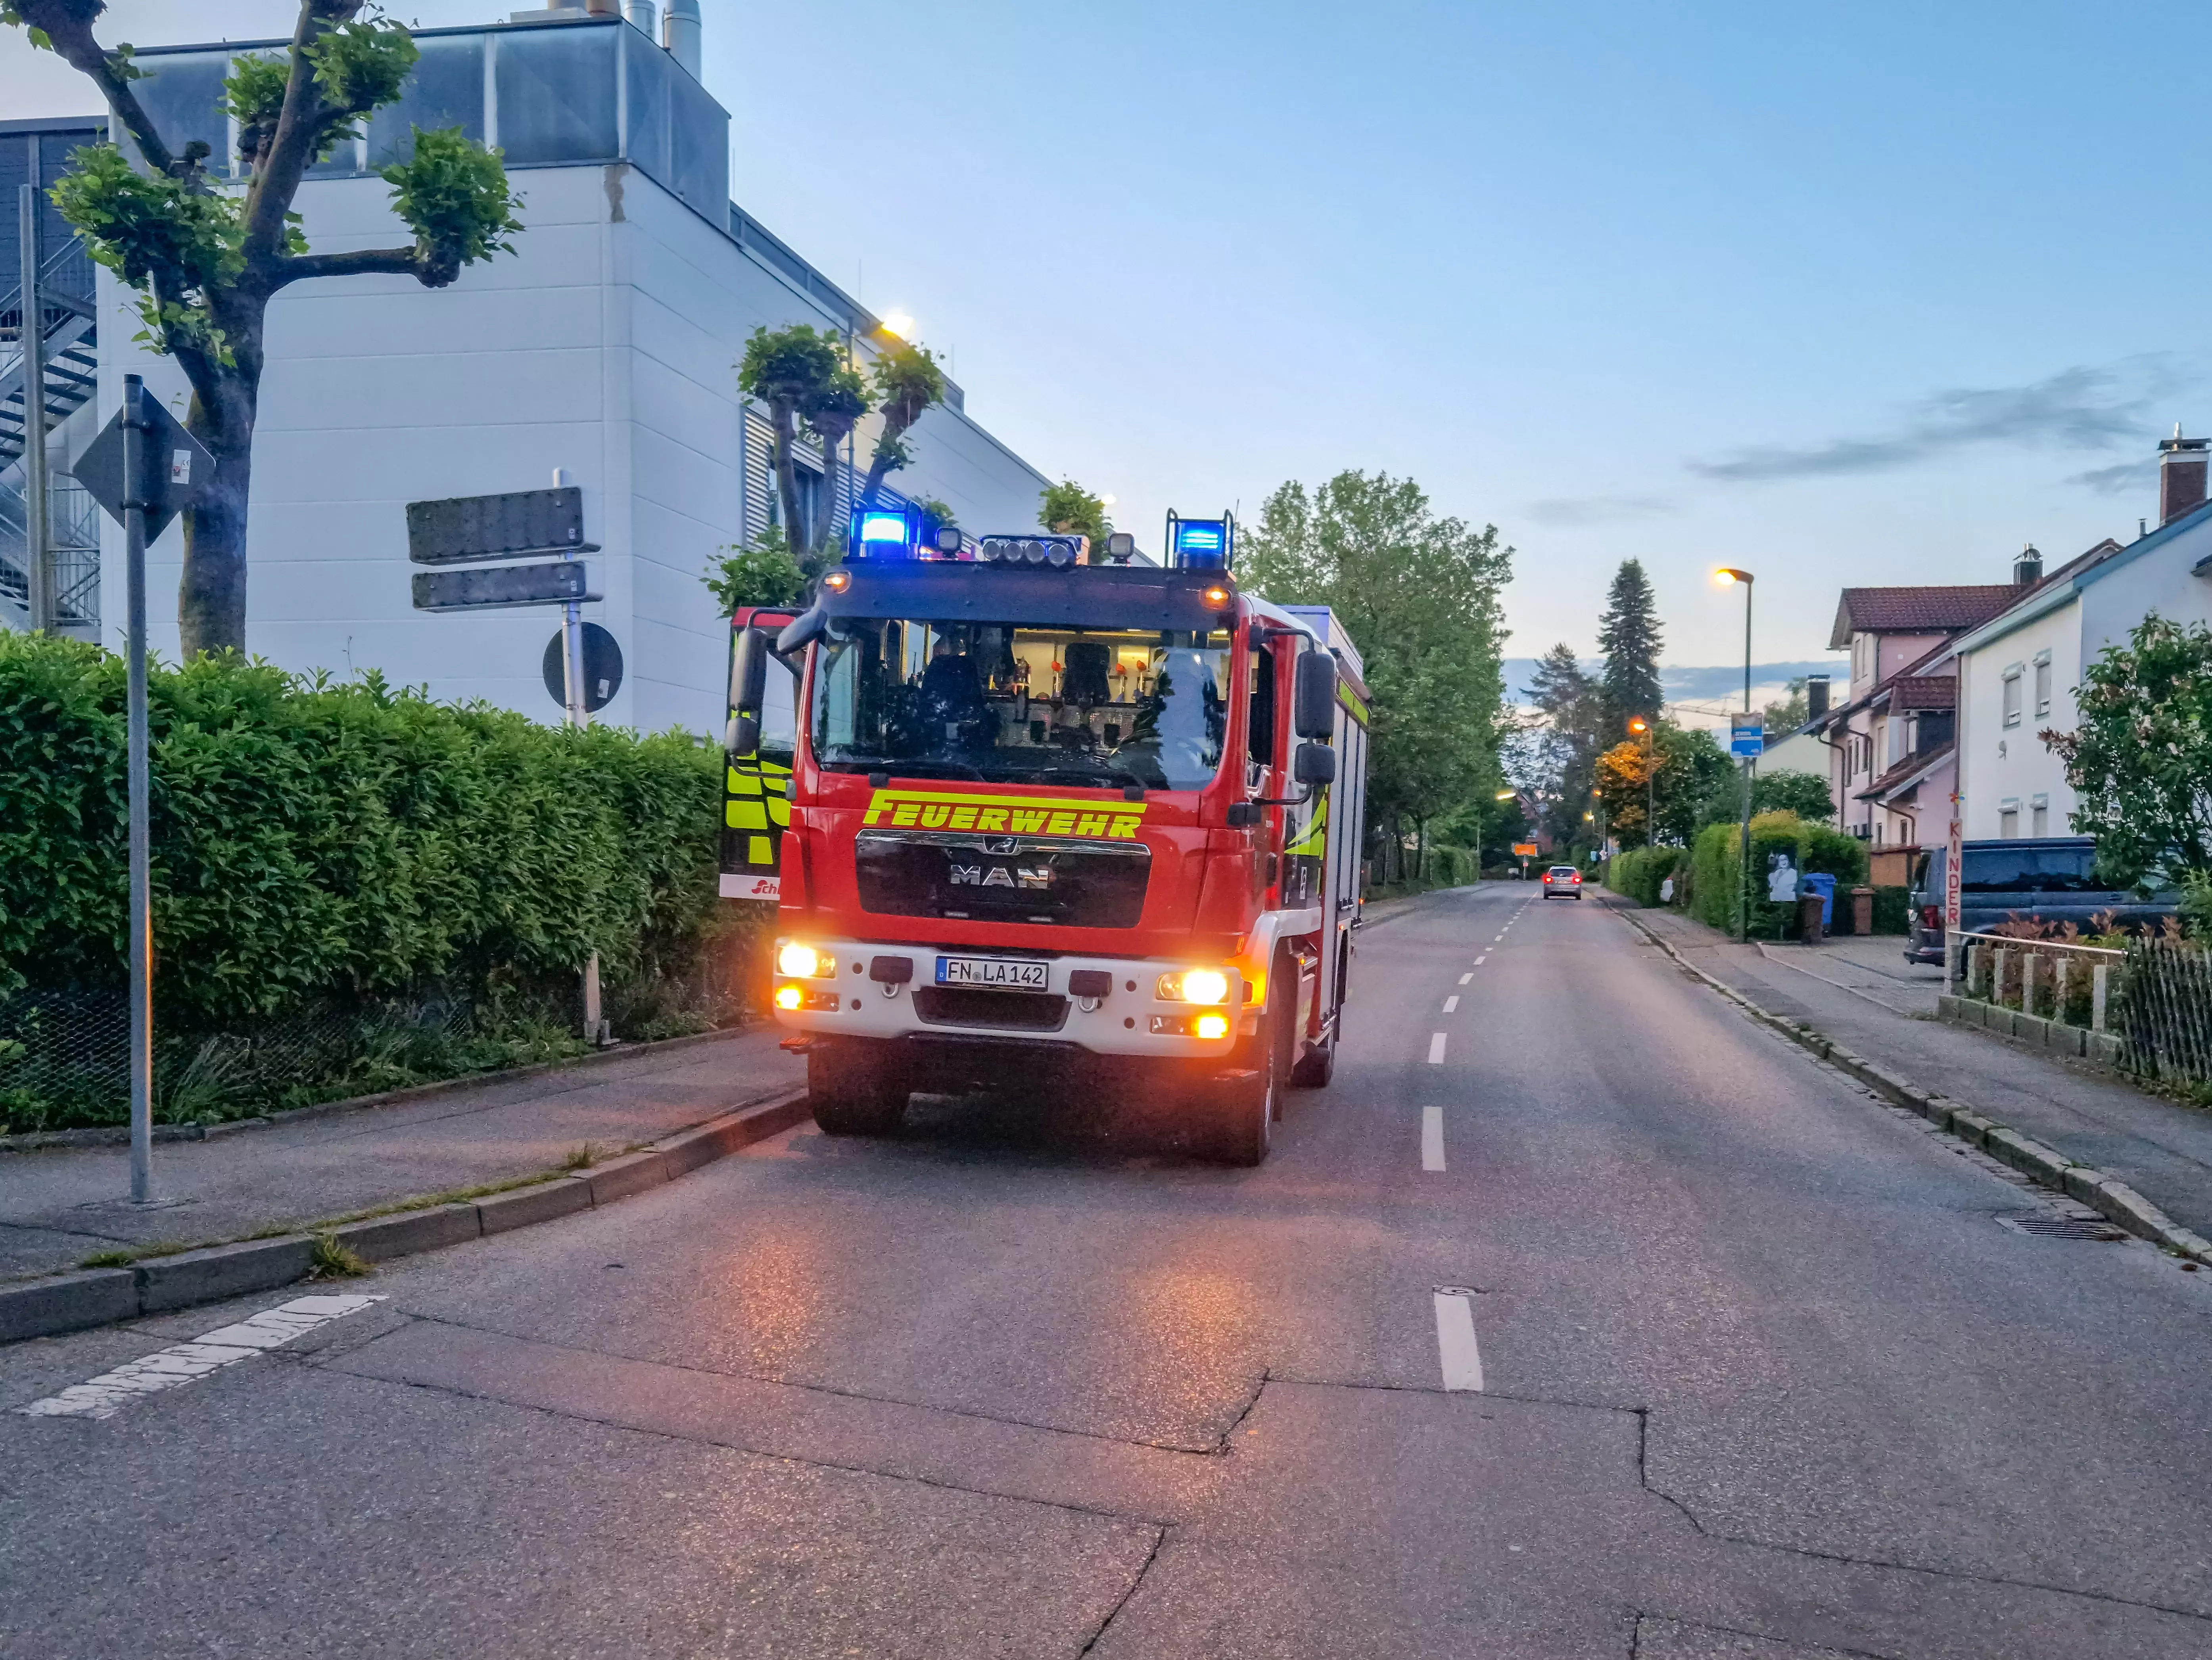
(770, 937, 1253, 1058)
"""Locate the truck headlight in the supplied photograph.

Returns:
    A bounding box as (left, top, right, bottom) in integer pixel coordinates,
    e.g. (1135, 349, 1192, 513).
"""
(774, 984, 804, 1010)
(1157, 967, 1232, 1004)
(1194, 1012, 1230, 1041)
(777, 942, 834, 978)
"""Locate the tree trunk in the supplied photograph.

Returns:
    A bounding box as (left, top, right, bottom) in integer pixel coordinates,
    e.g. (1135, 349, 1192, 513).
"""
(768, 401, 806, 565)
(178, 382, 255, 657)
(858, 407, 916, 510)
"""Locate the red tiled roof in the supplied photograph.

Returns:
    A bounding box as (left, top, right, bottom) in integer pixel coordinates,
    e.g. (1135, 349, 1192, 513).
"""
(1856, 741, 1954, 803)
(1827, 586, 2018, 650)
(1888, 675, 1955, 711)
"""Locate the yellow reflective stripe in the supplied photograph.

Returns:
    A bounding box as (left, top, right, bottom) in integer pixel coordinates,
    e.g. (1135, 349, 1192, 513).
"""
(727, 799, 769, 830)
(766, 795, 791, 827)
(747, 835, 773, 865)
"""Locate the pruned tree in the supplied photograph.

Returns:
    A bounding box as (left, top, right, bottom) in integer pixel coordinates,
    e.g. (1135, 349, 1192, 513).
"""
(857, 339, 946, 510)
(1523, 642, 1600, 847)
(7, 0, 524, 657)
(739, 322, 869, 577)
(1040, 479, 1111, 544)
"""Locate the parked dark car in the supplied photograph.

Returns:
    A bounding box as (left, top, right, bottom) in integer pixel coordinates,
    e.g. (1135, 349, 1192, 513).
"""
(1905, 836, 2176, 964)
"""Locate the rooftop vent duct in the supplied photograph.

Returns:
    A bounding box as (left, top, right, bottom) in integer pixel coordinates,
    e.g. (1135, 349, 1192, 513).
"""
(663, 0, 702, 77)
(1805, 675, 1830, 719)
(2014, 544, 2043, 587)
(624, 0, 657, 39)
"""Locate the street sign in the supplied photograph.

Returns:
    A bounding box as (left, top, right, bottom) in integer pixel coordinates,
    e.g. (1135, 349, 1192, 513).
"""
(1729, 715, 1765, 759)
(411, 560, 589, 611)
(407, 486, 593, 565)
(72, 396, 214, 543)
(1512, 842, 1539, 857)
(542, 622, 623, 712)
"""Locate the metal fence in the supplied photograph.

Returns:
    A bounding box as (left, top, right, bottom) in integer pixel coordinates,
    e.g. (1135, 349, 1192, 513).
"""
(0, 955, 756, 1137)
(2117, 939, 2212, 1089)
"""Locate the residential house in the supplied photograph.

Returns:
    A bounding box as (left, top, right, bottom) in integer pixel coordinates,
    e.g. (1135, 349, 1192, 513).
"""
(1952, 435, 2212, 839)
(1807, 576, 2022, 879)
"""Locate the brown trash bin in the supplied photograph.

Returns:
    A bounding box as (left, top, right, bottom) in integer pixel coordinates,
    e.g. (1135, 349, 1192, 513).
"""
(1797, 891, 1826, 944)
(1849, 886, 1874, 936)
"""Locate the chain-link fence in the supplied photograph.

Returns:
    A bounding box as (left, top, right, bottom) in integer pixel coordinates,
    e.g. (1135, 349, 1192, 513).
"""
(0, 950, 760, 1138)
(2117, 939, 2212, 1090)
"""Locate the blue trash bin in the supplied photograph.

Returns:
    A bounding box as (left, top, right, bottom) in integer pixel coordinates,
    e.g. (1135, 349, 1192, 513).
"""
(1800, 872, 1836, 929)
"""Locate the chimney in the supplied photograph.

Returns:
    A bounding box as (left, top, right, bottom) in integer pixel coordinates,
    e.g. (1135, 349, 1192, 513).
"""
(663, 0, 702, 77)
(2158, 426, 2209, 525)
(1805, 675, 1830, 720)
(624, 0, 657, 38)
(2013, 544, 2042, 587)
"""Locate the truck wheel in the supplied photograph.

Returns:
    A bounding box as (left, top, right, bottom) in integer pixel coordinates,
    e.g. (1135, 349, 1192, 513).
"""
(1209, 996, 1285, 1166)
(808, 1042, 908, 1137)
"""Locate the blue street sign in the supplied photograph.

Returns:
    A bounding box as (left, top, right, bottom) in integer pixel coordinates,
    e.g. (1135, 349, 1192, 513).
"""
(1729, 715, 1765, 759)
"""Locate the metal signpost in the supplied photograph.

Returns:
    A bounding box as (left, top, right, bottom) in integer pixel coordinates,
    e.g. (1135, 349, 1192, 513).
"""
(73, 376, 215, 1202)
(1729, 714, 1764, 941)
(406, 473, 608, 1037)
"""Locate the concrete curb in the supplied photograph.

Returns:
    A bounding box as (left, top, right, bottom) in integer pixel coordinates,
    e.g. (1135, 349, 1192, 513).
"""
(1617, 909, 2212, 1268)
(0, 1022, 762, 1154)
(0, 1087, 811, 1347)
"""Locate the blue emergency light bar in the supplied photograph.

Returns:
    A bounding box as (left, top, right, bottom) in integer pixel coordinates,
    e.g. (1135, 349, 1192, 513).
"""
(1166, 510, 1235, 570)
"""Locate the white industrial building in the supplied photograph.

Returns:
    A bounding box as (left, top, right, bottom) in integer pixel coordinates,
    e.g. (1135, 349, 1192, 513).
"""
(8, 6, 1053, 735)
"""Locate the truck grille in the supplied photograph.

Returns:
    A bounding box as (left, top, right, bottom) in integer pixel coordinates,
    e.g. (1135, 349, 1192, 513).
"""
(856, 830, 1149, 929)
(912, 987, 1071, 1032)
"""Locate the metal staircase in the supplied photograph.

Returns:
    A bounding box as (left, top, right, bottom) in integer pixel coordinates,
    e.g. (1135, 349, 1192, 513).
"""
(1, 234, 100, 633)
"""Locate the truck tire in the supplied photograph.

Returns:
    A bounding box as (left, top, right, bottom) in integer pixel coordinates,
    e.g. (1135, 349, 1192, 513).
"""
(808, 1041, 908, 1137)
(1209, 991, 1286, 1166)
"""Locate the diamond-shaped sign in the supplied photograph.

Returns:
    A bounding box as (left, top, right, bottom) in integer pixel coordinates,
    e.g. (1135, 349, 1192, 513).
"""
(71, 397, 215, 543)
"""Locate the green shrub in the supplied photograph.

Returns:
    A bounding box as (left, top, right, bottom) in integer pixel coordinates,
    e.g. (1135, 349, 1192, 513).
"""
(1872, 885, 1912, 934)
(1689, 812, 1869, 937)
(0, 633, 735, 1022)
(1606, 845, 1685, 907)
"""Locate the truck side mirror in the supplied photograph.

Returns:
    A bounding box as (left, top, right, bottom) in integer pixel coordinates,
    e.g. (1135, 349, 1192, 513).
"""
(1293, 650, 1337, 738)
(730, 627, 769, 715)
(1293, 741, 1336, 786)
(723, 712, 761, 760)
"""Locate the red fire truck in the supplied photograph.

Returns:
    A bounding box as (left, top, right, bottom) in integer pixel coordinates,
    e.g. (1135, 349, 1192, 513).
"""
(721, 508, 1369, 1164)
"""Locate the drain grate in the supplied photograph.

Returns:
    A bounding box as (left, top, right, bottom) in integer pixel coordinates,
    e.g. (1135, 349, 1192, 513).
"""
(1998, 1213, 2130, 1242)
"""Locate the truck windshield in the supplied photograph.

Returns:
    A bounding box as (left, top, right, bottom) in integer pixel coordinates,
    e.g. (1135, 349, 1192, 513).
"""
(810, 618, 1233, 791)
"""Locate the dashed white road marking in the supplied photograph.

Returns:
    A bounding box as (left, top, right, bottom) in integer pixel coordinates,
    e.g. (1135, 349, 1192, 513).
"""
(1494, 934, 1506, 942)
(1427, 1032, 1448, 1065)
(1421, 1107, 1445, 1172)
(1434, 1292, 1485, 1391)
(16, 1294, 383, 1421)
(1458, 972, 1472, 985)
(1473, 955, 1487, 966)
(1442, 995, 1460, 1013)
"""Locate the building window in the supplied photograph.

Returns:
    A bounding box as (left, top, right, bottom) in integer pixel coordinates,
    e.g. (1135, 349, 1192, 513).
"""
(1999, 797, 2020, 838)
(2031, 793, 2049, 836)
(2033, 650, 2052, 718)
(2001, 665, 2023, 728)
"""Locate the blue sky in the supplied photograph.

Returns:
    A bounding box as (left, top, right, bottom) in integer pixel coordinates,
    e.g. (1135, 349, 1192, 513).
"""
(6, 3, 2202, 674)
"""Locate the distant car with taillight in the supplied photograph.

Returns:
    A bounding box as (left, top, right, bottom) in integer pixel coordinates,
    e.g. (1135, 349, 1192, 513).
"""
(1541, 865, 1583, 900)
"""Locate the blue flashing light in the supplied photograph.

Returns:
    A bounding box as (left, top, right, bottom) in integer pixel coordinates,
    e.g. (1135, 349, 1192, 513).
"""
(850, 505, 920, 559)
(1170, 515, 1233, 569)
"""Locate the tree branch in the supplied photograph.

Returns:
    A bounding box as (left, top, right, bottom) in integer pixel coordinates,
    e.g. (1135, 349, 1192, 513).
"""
(17, 0, 180, 179)
(242, 0, 364, 263)
(268, 245, 422, 288)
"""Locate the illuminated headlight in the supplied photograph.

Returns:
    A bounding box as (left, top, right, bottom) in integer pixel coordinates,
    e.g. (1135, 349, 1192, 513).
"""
(773, 983, 804, 1011)
(1156, 967, 1232, 1004)
(1194, 1012, 1230, 1041)
(777, 942, 835, 978)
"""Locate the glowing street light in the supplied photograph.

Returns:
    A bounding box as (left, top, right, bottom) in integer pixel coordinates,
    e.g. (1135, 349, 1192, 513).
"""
(880, 310, 915, 339)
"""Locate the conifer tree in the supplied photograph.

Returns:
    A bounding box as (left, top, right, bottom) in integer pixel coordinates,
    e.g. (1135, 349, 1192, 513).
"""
(1597, 558, 1665, 735)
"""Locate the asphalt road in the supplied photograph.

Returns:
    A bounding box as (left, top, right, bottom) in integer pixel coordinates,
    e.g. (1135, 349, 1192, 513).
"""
(5, 882, 2210, 1658)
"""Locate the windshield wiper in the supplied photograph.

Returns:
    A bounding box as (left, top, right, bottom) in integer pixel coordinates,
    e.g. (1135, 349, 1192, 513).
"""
(826, 757, 989, 782)
(1016, 759, 1150, 790)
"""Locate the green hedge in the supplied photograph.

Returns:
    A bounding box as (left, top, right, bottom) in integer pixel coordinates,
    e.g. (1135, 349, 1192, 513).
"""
(0, 633, 733, 1024)
(1872, 884, 1912, 935)
(1606, 845, 1686, 907)
(1690, 812, 1870, 938)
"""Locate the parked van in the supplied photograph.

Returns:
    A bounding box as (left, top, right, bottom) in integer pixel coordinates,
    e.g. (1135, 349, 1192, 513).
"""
(1906, 836, 2175, 964)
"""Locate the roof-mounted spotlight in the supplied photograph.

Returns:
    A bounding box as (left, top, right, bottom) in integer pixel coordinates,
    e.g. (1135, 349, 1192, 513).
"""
(977, 533, 1087, 567)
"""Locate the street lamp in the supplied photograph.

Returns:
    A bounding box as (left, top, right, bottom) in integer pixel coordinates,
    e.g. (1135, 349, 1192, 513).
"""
(1490, 789, 1516, 880)
(1713, 567, 1755, 939)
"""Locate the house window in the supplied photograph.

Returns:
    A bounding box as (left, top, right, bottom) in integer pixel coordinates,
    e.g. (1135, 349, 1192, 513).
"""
(2031, 793, 2049, 836)
(2033, 650, 2052, 718)
(2001, 665, 2023, 728)
(1999, 797, 2020, 838)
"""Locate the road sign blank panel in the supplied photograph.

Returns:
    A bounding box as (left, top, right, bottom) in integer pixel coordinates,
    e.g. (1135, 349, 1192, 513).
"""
(411, 562, 588, 611)
(407, 486, 588, 565)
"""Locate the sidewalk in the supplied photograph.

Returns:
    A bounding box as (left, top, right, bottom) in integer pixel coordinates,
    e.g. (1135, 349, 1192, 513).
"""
(0, 1026, 804, 1283)
(1612, 897, 2212, 1239)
